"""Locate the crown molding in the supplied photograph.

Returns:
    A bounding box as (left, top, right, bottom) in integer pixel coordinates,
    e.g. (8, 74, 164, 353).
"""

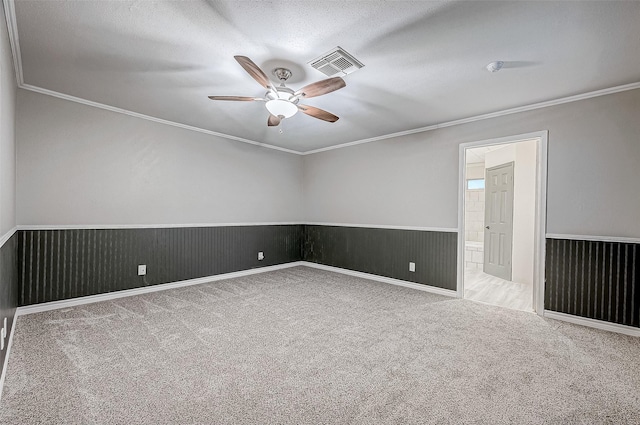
(20, 85, 303, 155)
(24, 79, 639, 157)
(3, 0, 22, 85)
(5, 0, 640, 156)
(302, 82, 640, 155)
(3, 1, 302, 155)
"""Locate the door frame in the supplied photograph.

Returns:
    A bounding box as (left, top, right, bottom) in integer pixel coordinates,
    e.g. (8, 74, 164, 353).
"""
(457, 131, 548, 315)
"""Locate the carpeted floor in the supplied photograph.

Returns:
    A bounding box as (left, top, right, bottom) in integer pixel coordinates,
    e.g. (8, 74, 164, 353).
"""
(1, 266, 639, 424)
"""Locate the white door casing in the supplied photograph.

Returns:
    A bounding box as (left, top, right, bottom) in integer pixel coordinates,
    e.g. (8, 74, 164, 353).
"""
(483, 162, 514, 281)
(458, 131, 548, 316)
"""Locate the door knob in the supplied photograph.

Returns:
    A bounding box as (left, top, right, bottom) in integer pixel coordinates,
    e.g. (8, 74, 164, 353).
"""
(485, 226, 490, 229)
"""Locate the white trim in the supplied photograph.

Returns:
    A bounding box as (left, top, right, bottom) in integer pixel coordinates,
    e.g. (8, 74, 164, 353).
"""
(17, 262, 305, 315)
(4, 2, 639, 157)
(0, 314, 17, 404)
(20, 84, 302, 155)
(16, 223, 458, 232)
(19, 78, 640, 158)
(456, 148, 466, 299)
(301, 262, 458, 298)
(0, 226, 17, 249)
(546, 233, 640, 244)
(457, 131, 548, 316)
(303, 222, 458, 232)
(17, 222, 302, 231)
(535, 135, 549, 316)
(15, 261, 458, 316)
(2, 0, 23, 85)
(302, 83, 640, 155)
(543, 310, 640, 338)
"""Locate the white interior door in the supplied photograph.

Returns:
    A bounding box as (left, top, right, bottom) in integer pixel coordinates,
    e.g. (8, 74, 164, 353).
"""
(484, 162, 514, 280)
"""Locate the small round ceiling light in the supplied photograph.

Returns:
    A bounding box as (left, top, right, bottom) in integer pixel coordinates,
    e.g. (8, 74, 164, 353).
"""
(486, 61, 504, 73)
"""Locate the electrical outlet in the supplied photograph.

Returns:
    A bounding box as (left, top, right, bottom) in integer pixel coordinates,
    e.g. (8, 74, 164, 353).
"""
(138, 264, 147, 276)
(258, 252, 264, 261)
(1, 317, 6, 350)
(409, 262, 416, 272)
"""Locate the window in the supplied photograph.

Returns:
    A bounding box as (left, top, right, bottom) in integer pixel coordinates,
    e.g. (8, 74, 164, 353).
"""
(467, 179, 485, 190)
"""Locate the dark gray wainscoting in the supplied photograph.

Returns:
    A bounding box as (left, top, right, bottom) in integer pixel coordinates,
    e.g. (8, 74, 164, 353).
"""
(545, 238, 639, 328)
(303, 225, 458, 290)
(18, 225, 303, 306)
(0, 232, 19, 379)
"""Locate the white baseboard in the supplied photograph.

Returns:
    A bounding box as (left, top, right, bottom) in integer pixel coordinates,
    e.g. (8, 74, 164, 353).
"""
(543, 310, 640, 337)
(16, 261, 457, 316)
(17, 262, 305, 316)
(300, 261, 458, 298)
(0, 314, 17, 405)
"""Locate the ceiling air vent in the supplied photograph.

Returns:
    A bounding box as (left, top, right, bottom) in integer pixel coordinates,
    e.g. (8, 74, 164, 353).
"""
(308, 46, 364, 77)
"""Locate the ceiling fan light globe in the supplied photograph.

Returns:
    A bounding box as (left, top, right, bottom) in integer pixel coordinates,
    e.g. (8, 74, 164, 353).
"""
(265, 99, 298, 118)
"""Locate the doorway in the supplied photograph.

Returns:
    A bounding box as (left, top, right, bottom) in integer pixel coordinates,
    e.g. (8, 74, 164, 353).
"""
(457, 131, 548, 314)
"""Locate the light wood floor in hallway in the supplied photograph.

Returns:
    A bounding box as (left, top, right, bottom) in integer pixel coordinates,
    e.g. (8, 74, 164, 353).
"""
(464, 268, 533, 311)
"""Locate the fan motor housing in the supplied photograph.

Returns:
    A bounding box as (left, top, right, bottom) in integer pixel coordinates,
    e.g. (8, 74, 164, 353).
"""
(272, 67, 293, 81)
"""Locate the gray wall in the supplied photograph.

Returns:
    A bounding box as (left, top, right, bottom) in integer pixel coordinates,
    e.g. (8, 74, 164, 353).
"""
(304, 89, 640, 239)
(0, 1, 18, 386)
(16, 89, 304, 226)
(304, 132, 458, 229)
(1, 3, 16, 236)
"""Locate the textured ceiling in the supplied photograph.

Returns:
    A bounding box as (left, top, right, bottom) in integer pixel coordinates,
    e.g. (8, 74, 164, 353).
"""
(12, 0, 640, 152)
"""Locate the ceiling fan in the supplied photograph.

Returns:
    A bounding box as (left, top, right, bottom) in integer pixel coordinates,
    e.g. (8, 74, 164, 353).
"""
(209, 56, 346, 127)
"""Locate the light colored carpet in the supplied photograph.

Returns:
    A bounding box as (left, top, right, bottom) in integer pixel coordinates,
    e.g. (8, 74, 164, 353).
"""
(1, 266, 639, 424)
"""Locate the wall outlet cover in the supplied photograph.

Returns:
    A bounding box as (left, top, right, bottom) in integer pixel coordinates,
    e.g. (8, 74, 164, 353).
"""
(138, 264, 147, 276)
(409, 262, 416, 272)
(258, 252, 264, 261)
(1, 317, 6, 350)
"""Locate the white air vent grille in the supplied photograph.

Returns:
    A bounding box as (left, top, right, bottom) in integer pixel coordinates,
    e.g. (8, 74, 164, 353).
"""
(309, 46, 364, 77)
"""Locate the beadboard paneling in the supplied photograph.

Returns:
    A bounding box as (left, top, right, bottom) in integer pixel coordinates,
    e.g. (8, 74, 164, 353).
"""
(303, 225, 458, 290)
(1, 233, 19, 378)
(18, 225, 303, 306)
(545, 238, 639, 327)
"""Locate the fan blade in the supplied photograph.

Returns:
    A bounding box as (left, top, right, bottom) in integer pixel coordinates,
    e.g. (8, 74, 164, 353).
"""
(208, 96, 262, 101)
(267, 114, 281, 126)
(234, 55, 272, 89)
(295, 77, 346, 99)
(298, 104, 339, 122)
